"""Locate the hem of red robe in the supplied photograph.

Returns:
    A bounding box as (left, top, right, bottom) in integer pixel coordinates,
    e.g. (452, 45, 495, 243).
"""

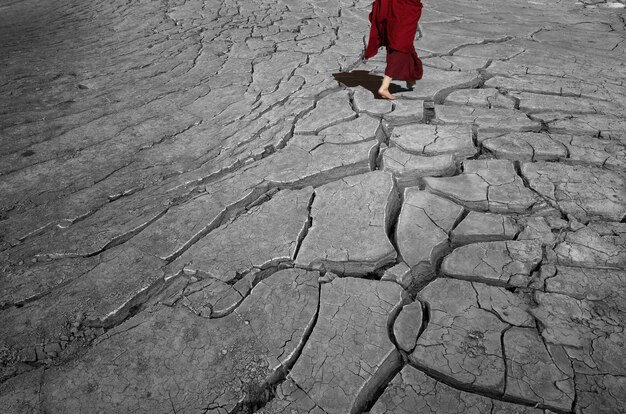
(384, 47, 423, 81)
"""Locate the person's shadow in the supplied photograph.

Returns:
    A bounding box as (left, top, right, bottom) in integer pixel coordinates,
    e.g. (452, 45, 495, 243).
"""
(332, 70, 411, 99)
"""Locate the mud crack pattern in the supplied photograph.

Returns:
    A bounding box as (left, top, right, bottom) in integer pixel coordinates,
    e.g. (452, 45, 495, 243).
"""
(1, 0, 625, 412)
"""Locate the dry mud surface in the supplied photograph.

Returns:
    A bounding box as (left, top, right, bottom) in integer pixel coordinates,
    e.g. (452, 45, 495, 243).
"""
(1, 0, 625, 412)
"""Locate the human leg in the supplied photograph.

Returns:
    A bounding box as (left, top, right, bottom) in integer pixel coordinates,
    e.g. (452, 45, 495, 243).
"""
(378, 75, 395, 100)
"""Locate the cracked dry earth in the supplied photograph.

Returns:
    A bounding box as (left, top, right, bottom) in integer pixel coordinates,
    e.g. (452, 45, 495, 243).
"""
(1, 0, 625, 413)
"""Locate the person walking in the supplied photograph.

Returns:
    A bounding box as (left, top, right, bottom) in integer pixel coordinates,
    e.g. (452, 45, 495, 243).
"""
(365, 0, 424, 100)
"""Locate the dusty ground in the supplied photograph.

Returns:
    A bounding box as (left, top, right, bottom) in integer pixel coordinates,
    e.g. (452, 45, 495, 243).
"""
(1, 0, 625, 412)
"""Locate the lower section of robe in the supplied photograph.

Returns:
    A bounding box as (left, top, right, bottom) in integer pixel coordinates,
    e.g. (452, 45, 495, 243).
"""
(384, 46, 423, 81)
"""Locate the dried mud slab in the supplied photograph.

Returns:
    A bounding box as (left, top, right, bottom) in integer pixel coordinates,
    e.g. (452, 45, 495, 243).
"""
(545, 265, 626, 313)
(409, 278, 575, 410)
(516, 217, 557, 249)
(396, 189, 464, 284)
(503, 327, 575, 411)
(295, 171, 399, 275)
(130, 178, 270, 261)
(21, 269, 320, 413)
(450, 211, 519, 247)
(434, 105, 541, 133)
(474, 283, 535, 328)
(532, 260, 626, 404)
(390, 124, 477, 159)
(0, 368, 44, 413)
(353, 87, 393, 116)
(370, 365, 543, 414)
(537, 113, 626, 139)
(532, 291, 626, 379)
(132, 133, 378, 261)
(444, 88, 515, 109)
(395, 67, 480, 101)
(383, 100, 425, 125)
(288, 277, 406, 414)
(456, 41, 526, 61)
(393, 301, 424, 353)
(294, 90, 356, 134)
(521, 162, 626, 223)
(380, 148, 456, 188)
(424, 172, 489, 211)
(381, 262, 413, 290)
(0, 256, 99, 308)
(0, 245, 166, 353)
(424, 159, 539, 213)
(441, 240, 542, 287)
(411, 278, 508, 394)
(416, 31, 483, 56)
(464, 160, 540, 213)
(3, 192, 171, 259)
(319, 114, 380, 142)
(484, 75, 613, 101)
(481, 132, 568, 162)
(178, 270, 258, 319)
(258, 378, 327, 414)
(550, 134, 626, 171)
(575, 374, 626, 414)
(554, 223, 626, 269)
(514, 91, 623, 117)
(265, 136, 379, 188)
(169, 187, 313, 282)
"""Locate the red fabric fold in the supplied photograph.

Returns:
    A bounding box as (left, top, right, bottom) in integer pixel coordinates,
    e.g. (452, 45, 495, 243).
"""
(365, 0, 423, 59)
(385, 47, 423, 81)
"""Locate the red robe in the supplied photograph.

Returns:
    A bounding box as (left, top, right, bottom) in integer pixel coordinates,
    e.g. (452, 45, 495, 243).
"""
(365, 0, 423, 59)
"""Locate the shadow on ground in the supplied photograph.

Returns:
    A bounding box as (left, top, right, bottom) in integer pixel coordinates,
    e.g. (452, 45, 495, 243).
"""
(333, 70, 411, 99)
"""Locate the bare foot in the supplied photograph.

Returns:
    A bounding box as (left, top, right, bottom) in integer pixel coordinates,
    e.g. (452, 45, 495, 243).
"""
(406, 80, 416, 89)
(378, 87, 396, 100)
(378, 75, 396, 100)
